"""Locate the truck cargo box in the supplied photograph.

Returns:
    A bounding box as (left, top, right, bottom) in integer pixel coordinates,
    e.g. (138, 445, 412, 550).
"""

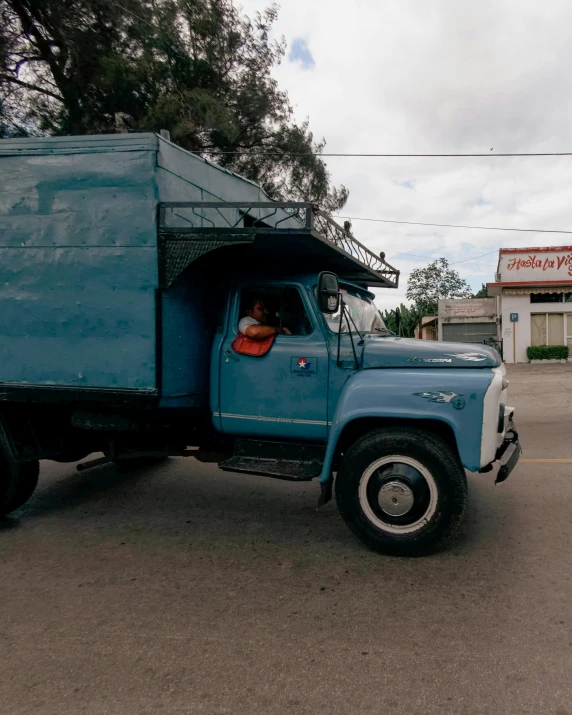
(0, 133, 275, 405)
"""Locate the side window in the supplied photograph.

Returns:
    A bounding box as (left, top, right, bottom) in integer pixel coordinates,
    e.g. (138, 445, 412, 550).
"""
(282, 287, 312, 336)
(237, 287, 311, 336)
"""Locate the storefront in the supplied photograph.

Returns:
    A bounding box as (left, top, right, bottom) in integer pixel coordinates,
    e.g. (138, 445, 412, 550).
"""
(437, 298, 498, 345)
(487, 246, 572, 363)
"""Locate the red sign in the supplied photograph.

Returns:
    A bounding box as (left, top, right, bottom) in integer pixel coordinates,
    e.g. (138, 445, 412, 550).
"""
(506, 252, 572, 276)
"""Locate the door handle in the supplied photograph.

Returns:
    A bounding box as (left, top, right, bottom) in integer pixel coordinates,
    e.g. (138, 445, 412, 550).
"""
(225, 350, 239, 363)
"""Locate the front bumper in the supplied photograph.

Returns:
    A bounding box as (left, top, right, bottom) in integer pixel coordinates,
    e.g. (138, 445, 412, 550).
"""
(494, 419, 521, 484)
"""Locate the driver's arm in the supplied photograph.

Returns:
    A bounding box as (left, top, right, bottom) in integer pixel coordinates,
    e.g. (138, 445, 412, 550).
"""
(245, 324, 279, 340)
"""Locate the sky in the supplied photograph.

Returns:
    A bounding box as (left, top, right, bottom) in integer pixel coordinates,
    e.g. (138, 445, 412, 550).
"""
(238, 0, 572, 311)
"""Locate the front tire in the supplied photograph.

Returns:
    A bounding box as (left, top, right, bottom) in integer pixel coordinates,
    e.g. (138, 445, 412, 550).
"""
(335, 428, 467, 557)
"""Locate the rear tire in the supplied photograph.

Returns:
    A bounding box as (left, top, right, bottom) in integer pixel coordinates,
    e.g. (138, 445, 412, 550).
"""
(0, 459, 40, 516)
(335, 428, 467, 557)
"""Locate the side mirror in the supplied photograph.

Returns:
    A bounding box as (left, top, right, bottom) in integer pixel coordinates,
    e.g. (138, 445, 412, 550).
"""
(317, 271, 340, 314)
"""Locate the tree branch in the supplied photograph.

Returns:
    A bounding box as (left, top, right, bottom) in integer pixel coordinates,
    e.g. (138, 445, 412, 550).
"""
(0, 73, 63, 101)
(11, 57, 44, 74)
(8, 0, 67, 91)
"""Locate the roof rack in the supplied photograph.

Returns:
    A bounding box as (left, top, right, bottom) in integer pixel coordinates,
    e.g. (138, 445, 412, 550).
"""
(157, 201, 400, 290)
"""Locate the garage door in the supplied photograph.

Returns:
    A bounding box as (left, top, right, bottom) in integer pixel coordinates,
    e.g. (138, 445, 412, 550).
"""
(442, 322, 497, 344)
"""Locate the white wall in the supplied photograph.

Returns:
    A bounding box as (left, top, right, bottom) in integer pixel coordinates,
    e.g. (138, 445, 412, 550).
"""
(438, 297, 496, 318)
(501, 293, 572, 362)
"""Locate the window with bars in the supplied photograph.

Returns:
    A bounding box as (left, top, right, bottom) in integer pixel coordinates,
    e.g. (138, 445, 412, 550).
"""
(530, 293, 563, 303)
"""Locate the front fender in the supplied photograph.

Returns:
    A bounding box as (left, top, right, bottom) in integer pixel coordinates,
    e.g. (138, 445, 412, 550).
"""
(319, 367, 494, 482)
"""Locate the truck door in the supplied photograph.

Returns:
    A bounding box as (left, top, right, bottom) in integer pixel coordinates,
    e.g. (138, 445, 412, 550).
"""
(218, 285, 329, 441)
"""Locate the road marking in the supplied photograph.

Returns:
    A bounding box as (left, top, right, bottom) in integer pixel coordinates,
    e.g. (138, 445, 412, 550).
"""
(520, 459, 572, 463)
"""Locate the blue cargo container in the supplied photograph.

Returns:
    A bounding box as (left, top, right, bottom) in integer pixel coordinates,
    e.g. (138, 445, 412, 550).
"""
(0, 133, 276, 395)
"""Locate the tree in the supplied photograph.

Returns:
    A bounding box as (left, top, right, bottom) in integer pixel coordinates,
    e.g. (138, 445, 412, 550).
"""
(0, 0, 348, 212)
(472, 283, 488, 298)
(405, 258, 472, 315)
(383, 303, 422, 338)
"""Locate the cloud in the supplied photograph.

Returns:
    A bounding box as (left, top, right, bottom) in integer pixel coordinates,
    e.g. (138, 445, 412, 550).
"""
(288, 38, 315, 69)
(238, 0, 572, 311)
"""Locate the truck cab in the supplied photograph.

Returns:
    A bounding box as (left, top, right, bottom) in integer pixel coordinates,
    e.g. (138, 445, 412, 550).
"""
(200, 262, 520, 557)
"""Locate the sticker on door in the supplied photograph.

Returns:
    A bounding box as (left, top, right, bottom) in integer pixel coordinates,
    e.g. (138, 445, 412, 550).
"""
(291, 357, 318, 374)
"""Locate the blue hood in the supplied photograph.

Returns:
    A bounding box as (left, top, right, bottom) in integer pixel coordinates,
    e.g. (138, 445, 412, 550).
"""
(361, 335, 501, 369)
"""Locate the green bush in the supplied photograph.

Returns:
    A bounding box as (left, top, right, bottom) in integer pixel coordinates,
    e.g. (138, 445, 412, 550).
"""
(526, 345, 569, 361)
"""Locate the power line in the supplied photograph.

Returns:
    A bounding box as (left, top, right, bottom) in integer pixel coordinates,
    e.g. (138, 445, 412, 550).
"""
(396, 249, 499, 264)
(206, 150, 572, 158)
(449, 249, 500, 264)
(396, 251, 435, 260)
(110, 1, 155, 28)
(395, 249, 499, 266)
(335, 215, 572, 235)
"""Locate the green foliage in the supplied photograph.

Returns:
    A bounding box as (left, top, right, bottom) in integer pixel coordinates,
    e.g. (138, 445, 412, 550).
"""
(0, 0, 347, 211)
(385, 257, 472, 339)
(406, 258, 472, 315)
(472, 283, 488, 298)
(383, 303, 423, 338)
(526, 345, 569, 361)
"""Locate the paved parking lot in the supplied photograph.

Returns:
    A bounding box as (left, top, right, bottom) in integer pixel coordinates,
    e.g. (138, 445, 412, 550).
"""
(2, 364, 572, 715)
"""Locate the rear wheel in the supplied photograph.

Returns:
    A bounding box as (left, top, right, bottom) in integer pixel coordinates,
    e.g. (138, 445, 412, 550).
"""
(0, 457, 40, 516)
(335, 428, 467, 557)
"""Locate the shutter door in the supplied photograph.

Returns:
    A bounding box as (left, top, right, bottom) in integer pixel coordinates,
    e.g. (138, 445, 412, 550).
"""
(442, 322, 497, 343)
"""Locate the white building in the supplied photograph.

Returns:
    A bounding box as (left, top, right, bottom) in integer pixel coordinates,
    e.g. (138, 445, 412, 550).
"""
(487, 246, 572, 363)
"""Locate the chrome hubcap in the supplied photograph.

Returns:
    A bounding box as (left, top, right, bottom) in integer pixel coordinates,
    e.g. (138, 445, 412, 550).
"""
(358, 455, 439, 535)
(378, 480, 415, 517)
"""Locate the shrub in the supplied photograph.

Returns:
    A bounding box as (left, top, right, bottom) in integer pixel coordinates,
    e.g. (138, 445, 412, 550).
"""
(526, 345, 569, 361)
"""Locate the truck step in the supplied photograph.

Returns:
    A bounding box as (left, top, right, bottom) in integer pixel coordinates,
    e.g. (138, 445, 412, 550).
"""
(218, 439, 325, 481)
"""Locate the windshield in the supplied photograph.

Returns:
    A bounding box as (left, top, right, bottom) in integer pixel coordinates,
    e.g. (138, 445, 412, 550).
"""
(322, 286, 391, 334)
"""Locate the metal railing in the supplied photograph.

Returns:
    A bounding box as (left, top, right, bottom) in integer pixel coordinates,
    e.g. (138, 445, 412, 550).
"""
(312, 208, 397, 281)
(158, 201, 400, 288)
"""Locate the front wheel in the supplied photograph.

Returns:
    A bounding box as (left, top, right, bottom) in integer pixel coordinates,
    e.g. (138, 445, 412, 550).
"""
(335, 428, 467, 557)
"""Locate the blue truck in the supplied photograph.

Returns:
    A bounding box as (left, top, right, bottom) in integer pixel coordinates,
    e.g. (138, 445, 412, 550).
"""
(0, 133, 520, 556)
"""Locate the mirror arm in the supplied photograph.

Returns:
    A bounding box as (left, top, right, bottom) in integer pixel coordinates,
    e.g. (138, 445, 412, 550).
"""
(346, 305, 359, 369)
(336, 298, 359, 370)
(345, 308, 365, 346)
(337, 297, 343, 366)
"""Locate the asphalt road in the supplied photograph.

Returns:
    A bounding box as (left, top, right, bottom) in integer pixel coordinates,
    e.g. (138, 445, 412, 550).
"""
(2, 364, 572, 715)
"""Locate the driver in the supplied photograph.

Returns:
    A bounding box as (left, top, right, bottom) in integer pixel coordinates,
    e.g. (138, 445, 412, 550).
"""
(239, 297, 291, 340)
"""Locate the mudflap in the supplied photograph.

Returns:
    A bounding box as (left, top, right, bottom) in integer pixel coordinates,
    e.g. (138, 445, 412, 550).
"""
(318, 476, 333, 507)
